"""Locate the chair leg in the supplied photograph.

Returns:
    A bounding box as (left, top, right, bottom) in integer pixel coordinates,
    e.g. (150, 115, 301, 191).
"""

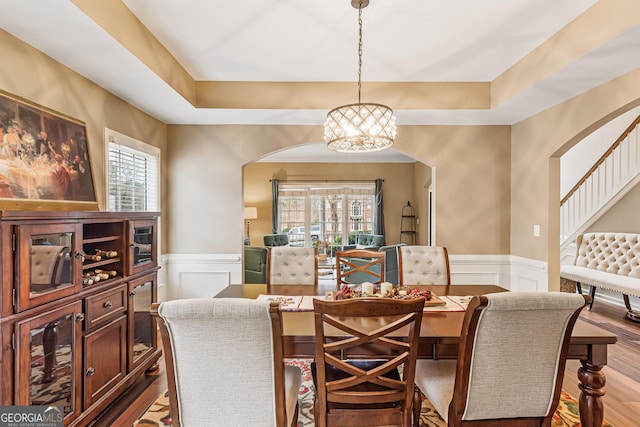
(413, 385, 422, 427)
(314, 395, 318, 427)
(588, 285, 596, 310)
(576, 282, 583, 294)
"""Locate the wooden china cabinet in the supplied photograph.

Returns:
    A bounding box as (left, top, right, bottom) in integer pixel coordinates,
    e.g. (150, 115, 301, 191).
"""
(0, 211, 161, 426)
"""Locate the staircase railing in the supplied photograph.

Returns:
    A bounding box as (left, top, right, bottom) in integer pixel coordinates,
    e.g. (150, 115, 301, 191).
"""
(560, 114, 640, 245)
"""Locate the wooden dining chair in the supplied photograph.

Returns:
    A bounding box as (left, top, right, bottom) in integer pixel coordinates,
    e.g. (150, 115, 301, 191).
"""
(413, 292, 590, 427)
(336, 249, 386, 289)
(267, 246, 318, 285)
(313, 297, 425, 427)
(151, 298, 301, 427)
(397, 245, 450, 293)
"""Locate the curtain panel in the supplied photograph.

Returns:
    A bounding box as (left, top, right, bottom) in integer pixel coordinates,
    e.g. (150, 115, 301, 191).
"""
(271, 178, 279, 233)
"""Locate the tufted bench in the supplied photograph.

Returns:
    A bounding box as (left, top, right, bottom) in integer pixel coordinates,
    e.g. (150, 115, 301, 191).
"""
(560, 232, 640, 321)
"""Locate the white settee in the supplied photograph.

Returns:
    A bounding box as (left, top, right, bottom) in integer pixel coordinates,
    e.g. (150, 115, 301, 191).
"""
(561, 232, 640, 321)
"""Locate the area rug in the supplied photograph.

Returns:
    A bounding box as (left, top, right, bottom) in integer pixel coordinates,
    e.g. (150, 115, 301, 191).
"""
(133, 359, 613, 427)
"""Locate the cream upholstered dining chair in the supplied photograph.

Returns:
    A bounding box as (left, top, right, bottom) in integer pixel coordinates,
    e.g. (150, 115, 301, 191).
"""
(151, 298, 301, 427)
(413, 292, 590, 427)
(267, 246, 318, 285)
(397, 245, 450, 291)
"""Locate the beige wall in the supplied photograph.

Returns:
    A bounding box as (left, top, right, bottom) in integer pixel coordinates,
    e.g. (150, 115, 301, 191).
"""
(511, 68, 640, 290)
(167, 125, 321, 253)
(397, 126, 511, 254)
(243, 162, 417, 247)
(168, 124, 511, 256)
(0, 30, 168, 249)
(413, 162, 432, 245)
(586, 183, 640, 233)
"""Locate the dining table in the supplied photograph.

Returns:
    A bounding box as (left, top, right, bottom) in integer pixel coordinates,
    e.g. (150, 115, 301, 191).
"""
(215, 283, 617, 427)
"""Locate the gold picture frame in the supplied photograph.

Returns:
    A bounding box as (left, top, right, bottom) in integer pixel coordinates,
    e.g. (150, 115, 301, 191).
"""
(0, 89, 98, 211)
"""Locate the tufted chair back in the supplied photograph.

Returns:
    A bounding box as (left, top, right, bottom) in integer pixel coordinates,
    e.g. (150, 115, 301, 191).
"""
(267, 246, 318, 285)
(31, 245, 70, 286)
(264, 234, 290, 247)
(574, 232, 640, 278)
(397, 245, 450, 288)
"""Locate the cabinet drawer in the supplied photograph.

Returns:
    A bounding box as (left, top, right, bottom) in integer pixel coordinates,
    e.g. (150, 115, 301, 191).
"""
(85, 285, 127, 329)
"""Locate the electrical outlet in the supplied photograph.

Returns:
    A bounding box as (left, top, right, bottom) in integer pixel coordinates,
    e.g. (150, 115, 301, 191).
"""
(533, 224, 541, 237)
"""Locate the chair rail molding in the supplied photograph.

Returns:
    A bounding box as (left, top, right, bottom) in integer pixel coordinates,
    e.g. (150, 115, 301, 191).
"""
(162, 253, 242, 300)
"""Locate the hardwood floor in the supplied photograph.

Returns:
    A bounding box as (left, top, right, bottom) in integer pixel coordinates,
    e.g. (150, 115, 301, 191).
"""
(563, 298, 640, 427)
(92, 298, 640, 427)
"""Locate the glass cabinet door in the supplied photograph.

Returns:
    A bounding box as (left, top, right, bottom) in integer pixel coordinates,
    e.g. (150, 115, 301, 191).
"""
(128, 219, 157, 276)
(15, 223, 82, 312)
(15, 301, 83, 423)
(128, 273, 157, 370)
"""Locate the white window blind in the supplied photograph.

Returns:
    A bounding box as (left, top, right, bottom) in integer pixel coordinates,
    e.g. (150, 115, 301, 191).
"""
(105, 129, 159, 212)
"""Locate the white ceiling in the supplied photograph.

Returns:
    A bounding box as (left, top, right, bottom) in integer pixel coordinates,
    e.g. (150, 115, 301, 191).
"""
(1, 0, 639, 161)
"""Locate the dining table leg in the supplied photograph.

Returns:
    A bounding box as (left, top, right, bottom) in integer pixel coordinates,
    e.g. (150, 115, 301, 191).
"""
(577, 348, 606, 427)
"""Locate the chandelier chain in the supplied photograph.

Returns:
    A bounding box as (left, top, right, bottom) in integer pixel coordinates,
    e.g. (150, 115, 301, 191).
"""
(357, 1, 363, 104)
(324, 0, 396, 153)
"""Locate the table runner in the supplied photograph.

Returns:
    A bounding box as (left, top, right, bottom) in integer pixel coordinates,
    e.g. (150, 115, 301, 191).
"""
(257, 294, 471, 312)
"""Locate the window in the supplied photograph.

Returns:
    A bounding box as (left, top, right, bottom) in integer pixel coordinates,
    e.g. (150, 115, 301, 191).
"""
(278, 182, 374, 246)
(351, 200, 362, 217)
(105, 128, 160, 212)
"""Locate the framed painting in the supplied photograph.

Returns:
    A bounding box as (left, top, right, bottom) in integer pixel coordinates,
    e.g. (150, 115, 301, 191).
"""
(0, 89, 98, 210)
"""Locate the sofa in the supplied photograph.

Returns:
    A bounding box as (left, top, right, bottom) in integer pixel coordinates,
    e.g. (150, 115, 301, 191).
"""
(263, 234, 289, 247)
(379, 244, 405, 284)
(243, 246, 268, 283)
(355, 234, 385, 250)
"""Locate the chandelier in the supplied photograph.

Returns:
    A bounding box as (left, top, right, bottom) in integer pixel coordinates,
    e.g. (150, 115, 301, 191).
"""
(324, 0, 396, 153)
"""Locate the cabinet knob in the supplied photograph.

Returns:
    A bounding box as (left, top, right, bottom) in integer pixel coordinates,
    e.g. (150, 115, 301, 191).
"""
(104, 301, 113, 309)
(86, 367, 95, 376)
(129, 291, 136, 297)
(75, 313, 85, 322)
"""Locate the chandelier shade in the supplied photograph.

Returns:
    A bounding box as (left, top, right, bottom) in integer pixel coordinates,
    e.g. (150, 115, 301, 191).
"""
(325, 103, 396, 152)
(324, 0, 396, 153)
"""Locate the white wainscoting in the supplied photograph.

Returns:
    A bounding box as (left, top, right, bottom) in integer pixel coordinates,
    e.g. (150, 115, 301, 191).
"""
(509, 256, 549, 292)
(448, 255, 511, 288)
(157, 252, 595, 301)
(578, 287, 640, 311)
(157, 257, 168, 302)
(161, 253, 242, 301)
